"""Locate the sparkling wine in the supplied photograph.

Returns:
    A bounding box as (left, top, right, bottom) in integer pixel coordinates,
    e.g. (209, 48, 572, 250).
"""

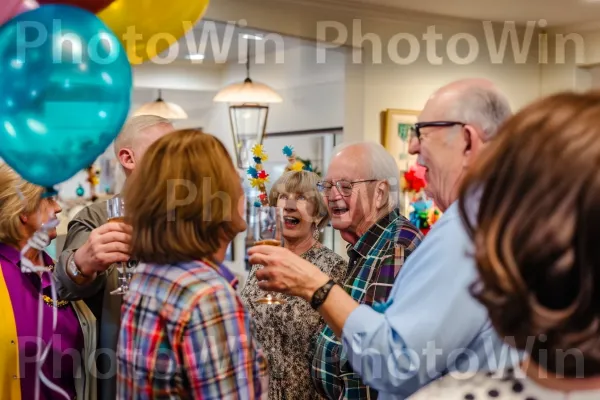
(254, 239, 282, 246)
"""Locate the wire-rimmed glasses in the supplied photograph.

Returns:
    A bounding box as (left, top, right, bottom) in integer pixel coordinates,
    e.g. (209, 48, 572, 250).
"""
(317, 179, 377, 197)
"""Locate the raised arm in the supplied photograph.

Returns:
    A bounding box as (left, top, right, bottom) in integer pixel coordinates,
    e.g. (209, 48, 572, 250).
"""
(53, 204, 130, 301)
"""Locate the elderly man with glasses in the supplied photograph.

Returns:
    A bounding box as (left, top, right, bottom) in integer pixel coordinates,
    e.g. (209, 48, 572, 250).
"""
(261, 140, 423, 399)
(249, 78, 519, 399)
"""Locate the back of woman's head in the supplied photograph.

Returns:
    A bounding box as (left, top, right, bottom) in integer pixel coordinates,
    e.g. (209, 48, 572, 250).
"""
(124, 129, 245, 265)
(459, 91, 600, 377)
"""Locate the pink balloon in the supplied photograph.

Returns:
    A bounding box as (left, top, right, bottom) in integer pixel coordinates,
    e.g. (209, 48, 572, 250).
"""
(0, 0, 38, 26)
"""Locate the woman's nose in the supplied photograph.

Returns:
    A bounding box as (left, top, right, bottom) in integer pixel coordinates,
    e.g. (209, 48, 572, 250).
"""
(285, 199, 297, 210)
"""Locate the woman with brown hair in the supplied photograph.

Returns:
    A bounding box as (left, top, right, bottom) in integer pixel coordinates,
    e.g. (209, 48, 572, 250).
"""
(410, 92, 600, 399)
(117, 129, 268, 399)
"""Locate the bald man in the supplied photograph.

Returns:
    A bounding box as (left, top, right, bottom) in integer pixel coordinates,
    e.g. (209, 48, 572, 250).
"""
(53, 115, 175, 400)
(248, 79, 520, 399)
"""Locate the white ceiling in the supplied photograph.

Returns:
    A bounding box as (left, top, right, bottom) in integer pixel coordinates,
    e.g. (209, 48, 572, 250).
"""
(334, 0, 600, 27)
(162, 20, 305, 62)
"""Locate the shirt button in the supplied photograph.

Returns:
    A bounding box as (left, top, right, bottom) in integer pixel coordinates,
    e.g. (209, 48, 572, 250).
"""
(82, 322, 87, 326)
(13, 375, 17, 379)
(10, 340, 14, 344)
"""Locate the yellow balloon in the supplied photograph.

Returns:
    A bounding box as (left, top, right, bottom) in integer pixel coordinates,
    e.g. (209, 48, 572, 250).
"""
(98, 0, 210, 65)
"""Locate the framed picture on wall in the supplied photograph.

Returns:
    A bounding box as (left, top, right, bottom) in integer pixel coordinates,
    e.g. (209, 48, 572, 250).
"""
(381, 109, 420, 173)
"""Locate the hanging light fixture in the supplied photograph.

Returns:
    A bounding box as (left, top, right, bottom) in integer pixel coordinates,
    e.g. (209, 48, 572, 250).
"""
(134, 89, 188, 120)
(213, 37, 282, 169)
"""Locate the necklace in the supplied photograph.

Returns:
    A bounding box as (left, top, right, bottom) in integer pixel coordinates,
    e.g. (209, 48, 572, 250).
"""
(42, 295, 70, 309)
(41, 265, 70, 309)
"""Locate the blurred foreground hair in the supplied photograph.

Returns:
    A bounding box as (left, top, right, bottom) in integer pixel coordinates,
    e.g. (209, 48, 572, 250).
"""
(459, 91, 600, 377)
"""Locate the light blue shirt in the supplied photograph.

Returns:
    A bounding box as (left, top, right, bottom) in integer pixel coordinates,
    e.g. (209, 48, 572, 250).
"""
(341, 202, 520, 399)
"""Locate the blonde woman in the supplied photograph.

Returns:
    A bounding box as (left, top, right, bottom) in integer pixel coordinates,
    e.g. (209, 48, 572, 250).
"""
(0, 163, 97, 400)
(241, 171, 348, 399)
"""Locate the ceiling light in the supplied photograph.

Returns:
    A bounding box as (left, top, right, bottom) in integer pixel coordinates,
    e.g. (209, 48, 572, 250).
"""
(243, 34, 263, 41)
(186, 53, 205, 60)
(134, 89, 188, 120)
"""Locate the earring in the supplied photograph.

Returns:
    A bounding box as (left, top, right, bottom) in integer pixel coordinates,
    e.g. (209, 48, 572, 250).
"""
(312, 225, 320, 240)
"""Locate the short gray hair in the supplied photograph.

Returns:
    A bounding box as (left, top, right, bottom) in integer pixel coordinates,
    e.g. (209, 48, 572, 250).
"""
(331, 141, 400, 209)
(114, 115, 173, 157)
(448, 86, 512, 141)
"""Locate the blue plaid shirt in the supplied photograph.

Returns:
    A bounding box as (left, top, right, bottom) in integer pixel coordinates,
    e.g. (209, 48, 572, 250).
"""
(310, 209, 423, 399)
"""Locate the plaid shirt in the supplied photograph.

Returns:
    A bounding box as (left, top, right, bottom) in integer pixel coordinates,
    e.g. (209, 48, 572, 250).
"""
(117, 259, 268, 399)
(311, 209, 423, 399)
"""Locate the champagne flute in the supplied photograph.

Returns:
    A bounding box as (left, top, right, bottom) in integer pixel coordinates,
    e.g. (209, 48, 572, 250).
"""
(106, 197, 130, 296)
(251, 206, 286, 305)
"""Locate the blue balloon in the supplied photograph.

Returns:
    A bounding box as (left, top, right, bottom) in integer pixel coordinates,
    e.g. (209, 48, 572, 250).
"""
(0, 5, 132, 188)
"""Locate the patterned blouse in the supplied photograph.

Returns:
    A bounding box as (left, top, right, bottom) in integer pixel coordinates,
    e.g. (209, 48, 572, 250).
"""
(241, 245, 348, 400)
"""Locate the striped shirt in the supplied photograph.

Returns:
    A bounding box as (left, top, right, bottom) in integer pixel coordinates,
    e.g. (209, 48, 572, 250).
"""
(117, 259, 268, 399)
(311, 209, 423, 399)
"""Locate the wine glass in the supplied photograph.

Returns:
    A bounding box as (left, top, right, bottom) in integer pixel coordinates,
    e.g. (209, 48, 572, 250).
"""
(106, 197, 131, 295)
(251, 206, 286, 305)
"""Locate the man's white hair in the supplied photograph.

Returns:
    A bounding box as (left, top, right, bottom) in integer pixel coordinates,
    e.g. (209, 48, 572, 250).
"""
(113, 114, 173, 157)
(331, 141, 401, 209)
(448, 86, 512, 141)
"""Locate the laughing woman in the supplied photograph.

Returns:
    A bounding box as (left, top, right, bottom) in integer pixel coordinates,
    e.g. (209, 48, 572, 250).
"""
(241, 171, 348, 400)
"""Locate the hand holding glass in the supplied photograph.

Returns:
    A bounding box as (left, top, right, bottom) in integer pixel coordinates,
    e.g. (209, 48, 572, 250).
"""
(251, 207, 286, 305)
(106, 197, 132, 296)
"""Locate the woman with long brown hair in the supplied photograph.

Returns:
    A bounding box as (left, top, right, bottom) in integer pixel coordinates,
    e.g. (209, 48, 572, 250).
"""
(411, 91, 600, 399)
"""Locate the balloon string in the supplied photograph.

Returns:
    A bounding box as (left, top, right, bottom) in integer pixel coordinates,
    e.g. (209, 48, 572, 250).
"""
(20, 211, 70, 400)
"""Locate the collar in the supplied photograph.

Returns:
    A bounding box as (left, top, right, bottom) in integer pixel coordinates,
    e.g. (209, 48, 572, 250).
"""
(346, 208, 402, 259)
(0, 242, 53, 267)
(201, 259, 239, 290)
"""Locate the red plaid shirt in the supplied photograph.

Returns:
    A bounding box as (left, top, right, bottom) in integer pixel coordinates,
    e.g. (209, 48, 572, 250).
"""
(117, 259, 268, 399)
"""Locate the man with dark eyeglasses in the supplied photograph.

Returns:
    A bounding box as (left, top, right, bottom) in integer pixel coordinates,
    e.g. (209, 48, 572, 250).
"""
(249, 79, 519, 399)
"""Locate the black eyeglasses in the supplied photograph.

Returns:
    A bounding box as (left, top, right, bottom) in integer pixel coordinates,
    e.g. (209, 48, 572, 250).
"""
(317, 179, 377, 197)
(411, 121, 466, 141)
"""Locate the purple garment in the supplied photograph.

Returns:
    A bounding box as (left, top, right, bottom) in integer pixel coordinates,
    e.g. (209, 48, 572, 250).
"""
(0, 243, 83, 400)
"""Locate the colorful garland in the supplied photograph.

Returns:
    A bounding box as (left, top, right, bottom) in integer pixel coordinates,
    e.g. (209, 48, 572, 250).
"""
(282, 145, 318, 173)
(282, 145, 305, 172)
(247, 144, 270, 207)
(401, 164, 441, 235)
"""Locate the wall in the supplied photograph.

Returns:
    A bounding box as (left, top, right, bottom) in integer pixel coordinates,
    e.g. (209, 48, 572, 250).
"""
(206, 0, 545, 145)
(55, 34, 347, 275)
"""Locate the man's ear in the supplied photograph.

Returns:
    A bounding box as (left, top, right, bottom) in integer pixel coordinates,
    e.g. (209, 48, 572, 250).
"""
(463, 125, 483, 168)
(375, 181, 389, 209)
(118, 148, 135, 174)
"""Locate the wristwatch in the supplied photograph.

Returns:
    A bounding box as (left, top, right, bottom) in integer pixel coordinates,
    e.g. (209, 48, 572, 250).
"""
(310, 279, 336, 310)
(69, 255, 89, 281)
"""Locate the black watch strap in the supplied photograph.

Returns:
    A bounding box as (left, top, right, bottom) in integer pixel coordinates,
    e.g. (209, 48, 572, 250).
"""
(310, 279, 336, 310)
